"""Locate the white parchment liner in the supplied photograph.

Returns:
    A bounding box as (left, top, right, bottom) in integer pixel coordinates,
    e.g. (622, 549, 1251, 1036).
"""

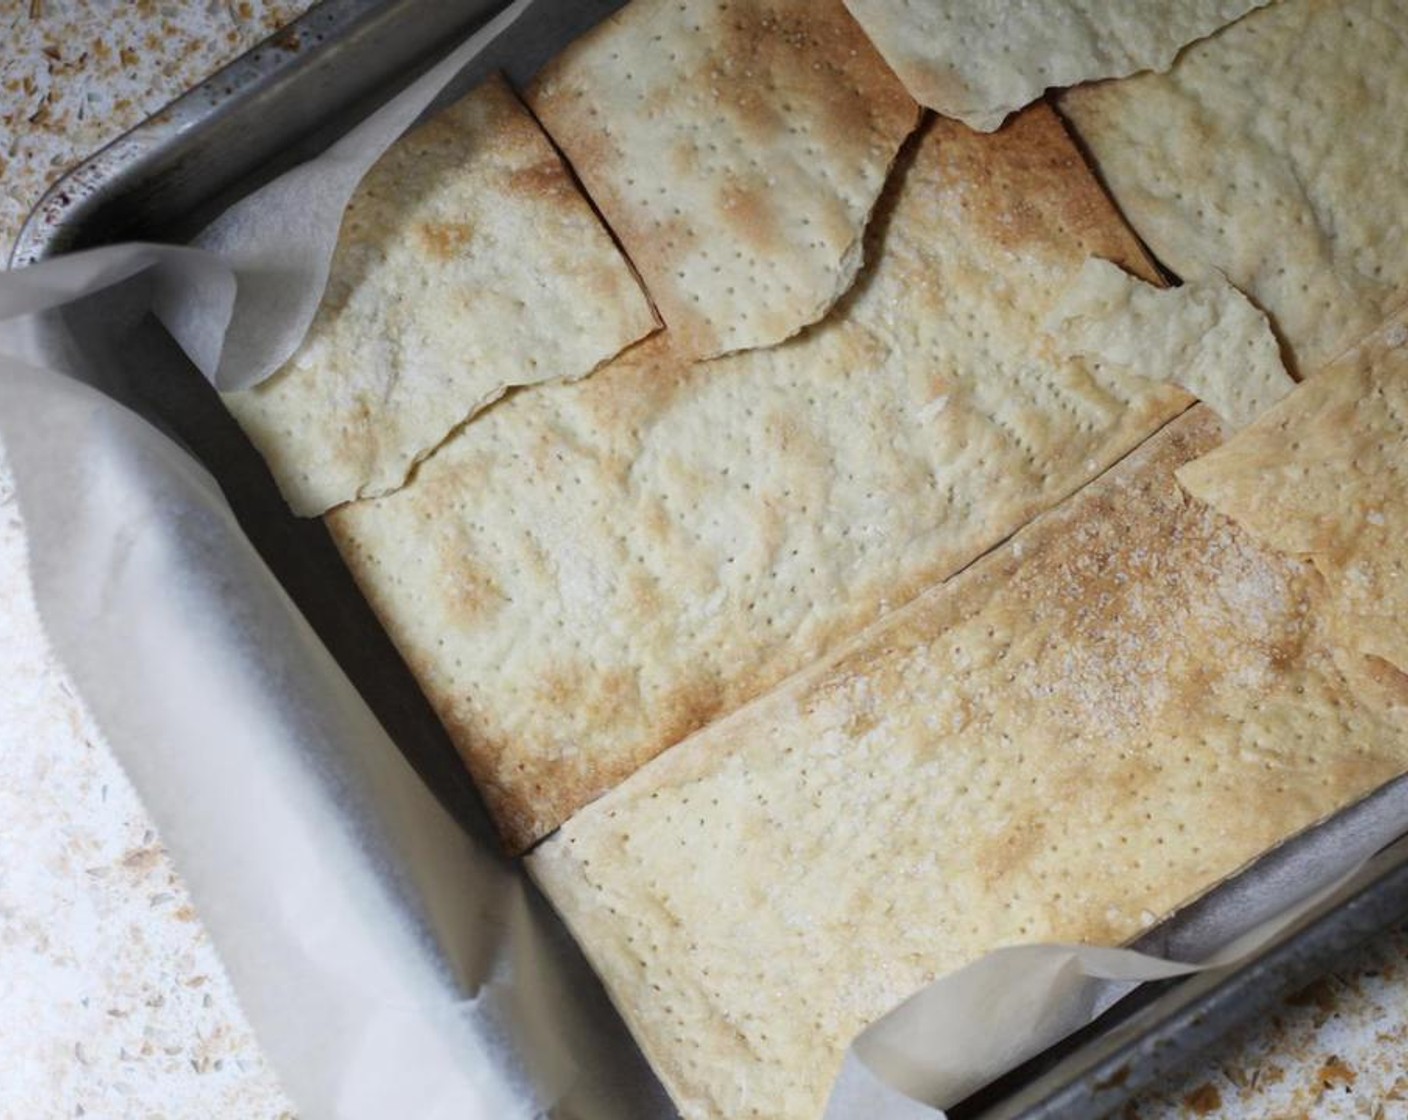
(2, 3, 1407, 1117)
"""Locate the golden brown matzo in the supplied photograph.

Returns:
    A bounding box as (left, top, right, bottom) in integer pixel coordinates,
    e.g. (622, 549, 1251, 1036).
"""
(223, 76, 657, 515)
(327, 107, 1188, 851)
(529, 409, 1408, 1120)
(527, 0, 921, 360)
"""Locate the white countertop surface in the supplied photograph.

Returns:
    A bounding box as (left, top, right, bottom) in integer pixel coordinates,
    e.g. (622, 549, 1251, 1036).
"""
(1, 3, 1406, 1117)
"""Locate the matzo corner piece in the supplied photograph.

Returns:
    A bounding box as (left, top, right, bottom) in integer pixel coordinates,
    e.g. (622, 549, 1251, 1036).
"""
(528, 408, 1408, 1120)
(527, 0, 921, 362)
(1060, 0, 1408, 376)
(327, 105, 1190, 853)
(1177, 309, 1408, 688)
(222, 74, 658, 516)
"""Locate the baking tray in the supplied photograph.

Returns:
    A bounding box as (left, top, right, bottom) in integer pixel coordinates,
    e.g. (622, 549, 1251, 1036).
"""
(12, 1, 1408, 1116)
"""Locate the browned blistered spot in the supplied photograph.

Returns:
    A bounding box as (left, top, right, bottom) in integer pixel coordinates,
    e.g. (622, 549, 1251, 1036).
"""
(583, 258, 646, 313)
(652, 675, 730, 762)
(717, 180, 782, 255)
(173, 905, 198, 923)
(619, 208, 704, 333)
(456, 662, 662, 849)
(927, 108, 1161, 285)
(415, 220, 474, 261)
(765, 409, 807, 457)
(577, 333, 687, 436)
(445, 560, 505, 630)
(1357, 653, 1408, 708)
(1182, 1083, 1222, 1114)
(975, 817, 1051, 895)
(328, 397, 377, 479)
(668, 137, 700, 180)
(839, 698, 881, 742)
(638, 497, 674, 551)
(508, 160, 573, 202)
(711, 1, 910, 148)
(624, 566, 665, 621)
(553, 665, 637, 722)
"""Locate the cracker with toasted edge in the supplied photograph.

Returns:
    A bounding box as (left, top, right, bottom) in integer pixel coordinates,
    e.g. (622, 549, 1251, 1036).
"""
(1177, 311, 1408, 687)
(1061, 0, 1408, 376)
(222, 75, 657, 516)
(326, 106, 1188, 852)
(526, 0, 921, 361)
(842, 0, 1266, 132)
(527, 409, 1408, 1120)
(1045, 258, 1293, 429)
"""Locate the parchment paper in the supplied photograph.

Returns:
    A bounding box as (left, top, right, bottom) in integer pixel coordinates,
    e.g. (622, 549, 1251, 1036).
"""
(0, 0, 536, 392)
(1, 2, 1407, 1117)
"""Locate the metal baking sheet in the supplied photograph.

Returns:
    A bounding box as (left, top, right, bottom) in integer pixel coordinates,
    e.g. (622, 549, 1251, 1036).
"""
(13, 2, 1408, 1117)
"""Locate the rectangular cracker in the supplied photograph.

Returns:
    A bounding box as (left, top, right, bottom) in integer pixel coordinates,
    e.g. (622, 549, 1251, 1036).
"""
(1060, 0, 1408, 375)
(327, 106, 1189, 852)
(843, 0, 1266, 131)
(528, 408, 1408, 1120)
(222, 75, 657, 515)
(527, 0, 921, 360)
(1177, 309, 1408, 690)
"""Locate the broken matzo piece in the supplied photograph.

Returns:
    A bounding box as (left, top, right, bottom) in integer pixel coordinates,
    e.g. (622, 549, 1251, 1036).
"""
(528, 408, 1408, 1120)
(1061, 0, 1408, 375)
(842, 0, 1266, 132)
(1177, 310, 1408, 688)
(222, 75, 658, 516)
(527, 0, 921, 361)
(326, 106, 1189, 852)
(1044, 258, 1293, 429)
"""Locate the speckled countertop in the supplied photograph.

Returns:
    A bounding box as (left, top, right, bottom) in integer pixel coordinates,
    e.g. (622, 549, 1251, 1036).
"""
(1, 3, 1407, 1118)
